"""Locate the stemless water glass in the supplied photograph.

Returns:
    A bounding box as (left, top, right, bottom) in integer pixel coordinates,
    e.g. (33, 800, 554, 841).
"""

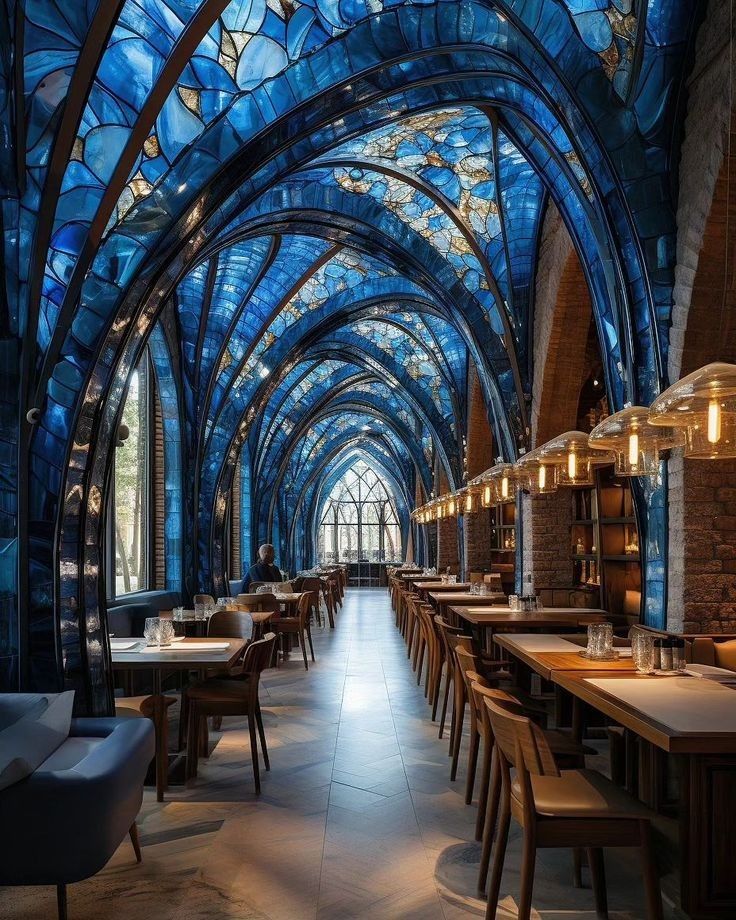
(194, 602, 205, 621)
(157, 620, 175, 647)
(173, 606, 184, 622)
(632, 634, 655, 673)
(587, 623, 613, 659)
(509, 594, 519, 611)
(144, 617, 160, 646)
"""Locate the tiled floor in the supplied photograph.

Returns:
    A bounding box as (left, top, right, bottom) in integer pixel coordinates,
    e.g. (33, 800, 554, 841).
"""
(4, 589, 684, 919)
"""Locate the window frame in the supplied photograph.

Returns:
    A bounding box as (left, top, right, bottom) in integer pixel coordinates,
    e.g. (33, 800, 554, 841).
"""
(106, 348, 156, 600)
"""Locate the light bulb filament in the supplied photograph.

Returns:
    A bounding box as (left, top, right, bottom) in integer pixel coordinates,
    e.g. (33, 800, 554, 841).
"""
(708, 399, 721, 444)
(538, 465, 546, 490)
(628, 432, 639, 468)
(501, 476, 509, 500)
(568, 451, 577, 480)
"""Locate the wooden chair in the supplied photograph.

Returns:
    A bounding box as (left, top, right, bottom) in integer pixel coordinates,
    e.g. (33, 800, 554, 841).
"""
(320, 578, 336, 628)
(417, 604, 442, 703)
(275, 592, 314, 669)
(433, 615, 465, 741)
(185, 633, 277, 793)
(299, 576, 323, 627)
(470, 678, 593, 894)
(483, 698, 662, 920)
(115, 694, 177, 801)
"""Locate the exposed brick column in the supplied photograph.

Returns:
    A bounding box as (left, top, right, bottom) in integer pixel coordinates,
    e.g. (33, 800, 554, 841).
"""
(666, 0, 735, 632)
(437, 515, 459, 573)
(521, 204, 592, 590)
(464, 365, 495, 573)
(521, 490, 573, 591)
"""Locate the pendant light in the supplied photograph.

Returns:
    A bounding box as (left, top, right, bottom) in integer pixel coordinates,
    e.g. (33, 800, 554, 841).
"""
(589, 406, 684, 475)
(515, 446, 558, 495)
(488, 463, 517, 503)
(539, 430, 614, 486)
(648, 362, 736, 458)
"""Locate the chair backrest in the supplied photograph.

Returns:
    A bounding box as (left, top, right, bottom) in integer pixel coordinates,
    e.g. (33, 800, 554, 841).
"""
(484, 698, 559, 778)
(248, 581, 266, 592)
(279, 581, 295, 594)
(296, 592, 312, 627)
(691, 637, 736, 670)
(236, 593, 280, 614)
(208, 610, 254, 640)
(232, 632, 277, 678)
(194, 593, 215, 607)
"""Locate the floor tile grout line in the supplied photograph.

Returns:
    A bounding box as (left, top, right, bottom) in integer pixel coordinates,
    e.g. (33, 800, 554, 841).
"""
(378, 595, 455, 919)
(314, 593, 356, 919)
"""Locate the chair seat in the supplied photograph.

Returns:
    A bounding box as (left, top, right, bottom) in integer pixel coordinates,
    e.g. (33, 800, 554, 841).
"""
(115, 695, 176, 719)
(186, 678, 252, 701)
(513, 768, 652, 820)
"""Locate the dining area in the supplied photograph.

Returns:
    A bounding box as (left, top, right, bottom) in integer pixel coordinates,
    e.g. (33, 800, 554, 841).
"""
(389, 566, 736, 920)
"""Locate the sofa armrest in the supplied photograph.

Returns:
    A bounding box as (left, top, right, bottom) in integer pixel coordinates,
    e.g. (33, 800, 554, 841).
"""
(0, 718, 155, 886)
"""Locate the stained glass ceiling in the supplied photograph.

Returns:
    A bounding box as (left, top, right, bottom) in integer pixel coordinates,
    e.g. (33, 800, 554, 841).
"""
(6, 0, 699, 656)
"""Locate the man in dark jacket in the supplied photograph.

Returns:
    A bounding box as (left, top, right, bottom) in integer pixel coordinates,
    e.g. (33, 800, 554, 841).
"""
(241, 543, 282, 592)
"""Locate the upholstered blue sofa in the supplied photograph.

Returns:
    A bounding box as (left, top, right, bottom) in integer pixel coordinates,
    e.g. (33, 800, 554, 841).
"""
(0, 710, 155, 919)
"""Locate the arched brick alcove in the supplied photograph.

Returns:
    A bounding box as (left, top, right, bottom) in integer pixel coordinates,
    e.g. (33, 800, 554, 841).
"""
(522, 204, 595, 590)
(667, 0, 735, 632)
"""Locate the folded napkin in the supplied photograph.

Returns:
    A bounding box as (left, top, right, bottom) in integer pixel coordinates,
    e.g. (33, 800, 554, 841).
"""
(683, 663, 736, 683)
(139, 642, 230, 653)
(110, 640, 138, 651)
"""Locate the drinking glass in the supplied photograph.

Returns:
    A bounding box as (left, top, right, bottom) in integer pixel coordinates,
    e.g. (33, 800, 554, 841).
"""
(173, 606, 184, 622)
(256, 585, 270, 595)
(632, 634, 655, 673)
(194, 602, 205, 621)
(157, 620, 175, 647)
(204, 603, 215, 619)
(449, 574, 457, 585)
(508, 594, 519, 611)
(587, 623, 613, 659)
(144, 617, 161, 646)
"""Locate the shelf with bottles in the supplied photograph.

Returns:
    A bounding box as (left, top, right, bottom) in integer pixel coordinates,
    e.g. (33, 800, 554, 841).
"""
(490, 501, 516, 553)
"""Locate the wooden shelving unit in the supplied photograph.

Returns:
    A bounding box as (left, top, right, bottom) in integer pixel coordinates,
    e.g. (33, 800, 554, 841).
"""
(570, 467, 641, 619)
(490, 502, 516, 590)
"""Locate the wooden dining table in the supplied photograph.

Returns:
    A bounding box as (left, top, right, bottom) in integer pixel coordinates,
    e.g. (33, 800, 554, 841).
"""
(111, 636, 247, 801)
(496, 632, 736, 918)
(446, 603, 606, 637)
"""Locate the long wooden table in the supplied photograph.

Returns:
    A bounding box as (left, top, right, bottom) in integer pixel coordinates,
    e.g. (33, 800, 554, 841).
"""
(112, 637, 247, 800)
(448, 604, 606, 642)
(496, 633, 736, 918)
(493, 633, 634, 680)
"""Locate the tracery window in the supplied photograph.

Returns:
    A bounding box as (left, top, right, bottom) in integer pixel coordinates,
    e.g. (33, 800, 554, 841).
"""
(317, 461, 401, 564)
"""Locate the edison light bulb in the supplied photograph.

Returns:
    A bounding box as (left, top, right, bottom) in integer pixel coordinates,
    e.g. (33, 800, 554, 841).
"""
(628, 431, 639, 468)
(465, 494, 473, 513)
(483, 485, 492, 505)
(501, 476, 509, 500)
(708, 398, 722, 444)
(538, 465, 546, 490)
(568, 450, 577, 480)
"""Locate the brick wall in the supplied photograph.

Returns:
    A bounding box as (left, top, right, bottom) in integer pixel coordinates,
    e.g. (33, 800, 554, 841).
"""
(666, 0, 736, 632)
(668, 455, 736, 633)
(436, 515, 459, 572)
(464, 365, 494, 572)
(521, 204, 592, 589)
(530, 204, 593, 445)
(521, 490, 573, 591)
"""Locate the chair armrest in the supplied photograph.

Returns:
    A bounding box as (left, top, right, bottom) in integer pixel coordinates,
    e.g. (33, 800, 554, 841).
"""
(69, 717, 123, 739)
(0, 719, 154, 886)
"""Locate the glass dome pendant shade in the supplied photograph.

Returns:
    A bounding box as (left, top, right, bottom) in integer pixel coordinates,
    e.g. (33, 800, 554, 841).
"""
(487, 463, 517, 504)
(515, 447, 558, 495)
(539, 431, 614, 486)
(589, 406, 684, 475)
(648, 362, 736, 459)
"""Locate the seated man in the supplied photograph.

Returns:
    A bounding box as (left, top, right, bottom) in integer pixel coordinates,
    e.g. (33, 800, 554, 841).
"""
(241, 543, 283, 592)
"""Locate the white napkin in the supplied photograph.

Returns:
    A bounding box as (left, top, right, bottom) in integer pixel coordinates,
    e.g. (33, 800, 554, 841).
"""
(683, 663, 736, 683)
(139, 642, 230, 653)
(110, 640, 138, 651)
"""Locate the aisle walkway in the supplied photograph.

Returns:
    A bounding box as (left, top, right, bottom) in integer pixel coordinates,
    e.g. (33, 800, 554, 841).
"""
(6, 589, 681, 919)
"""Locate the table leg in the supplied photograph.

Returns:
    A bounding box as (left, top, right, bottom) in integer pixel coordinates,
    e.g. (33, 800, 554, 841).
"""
(679, 753, 736, 918)
(152, 669, 167, 802)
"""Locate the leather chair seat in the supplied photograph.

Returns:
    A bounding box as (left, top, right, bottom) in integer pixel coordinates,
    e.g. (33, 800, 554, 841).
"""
(513, 768, 652, 819)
